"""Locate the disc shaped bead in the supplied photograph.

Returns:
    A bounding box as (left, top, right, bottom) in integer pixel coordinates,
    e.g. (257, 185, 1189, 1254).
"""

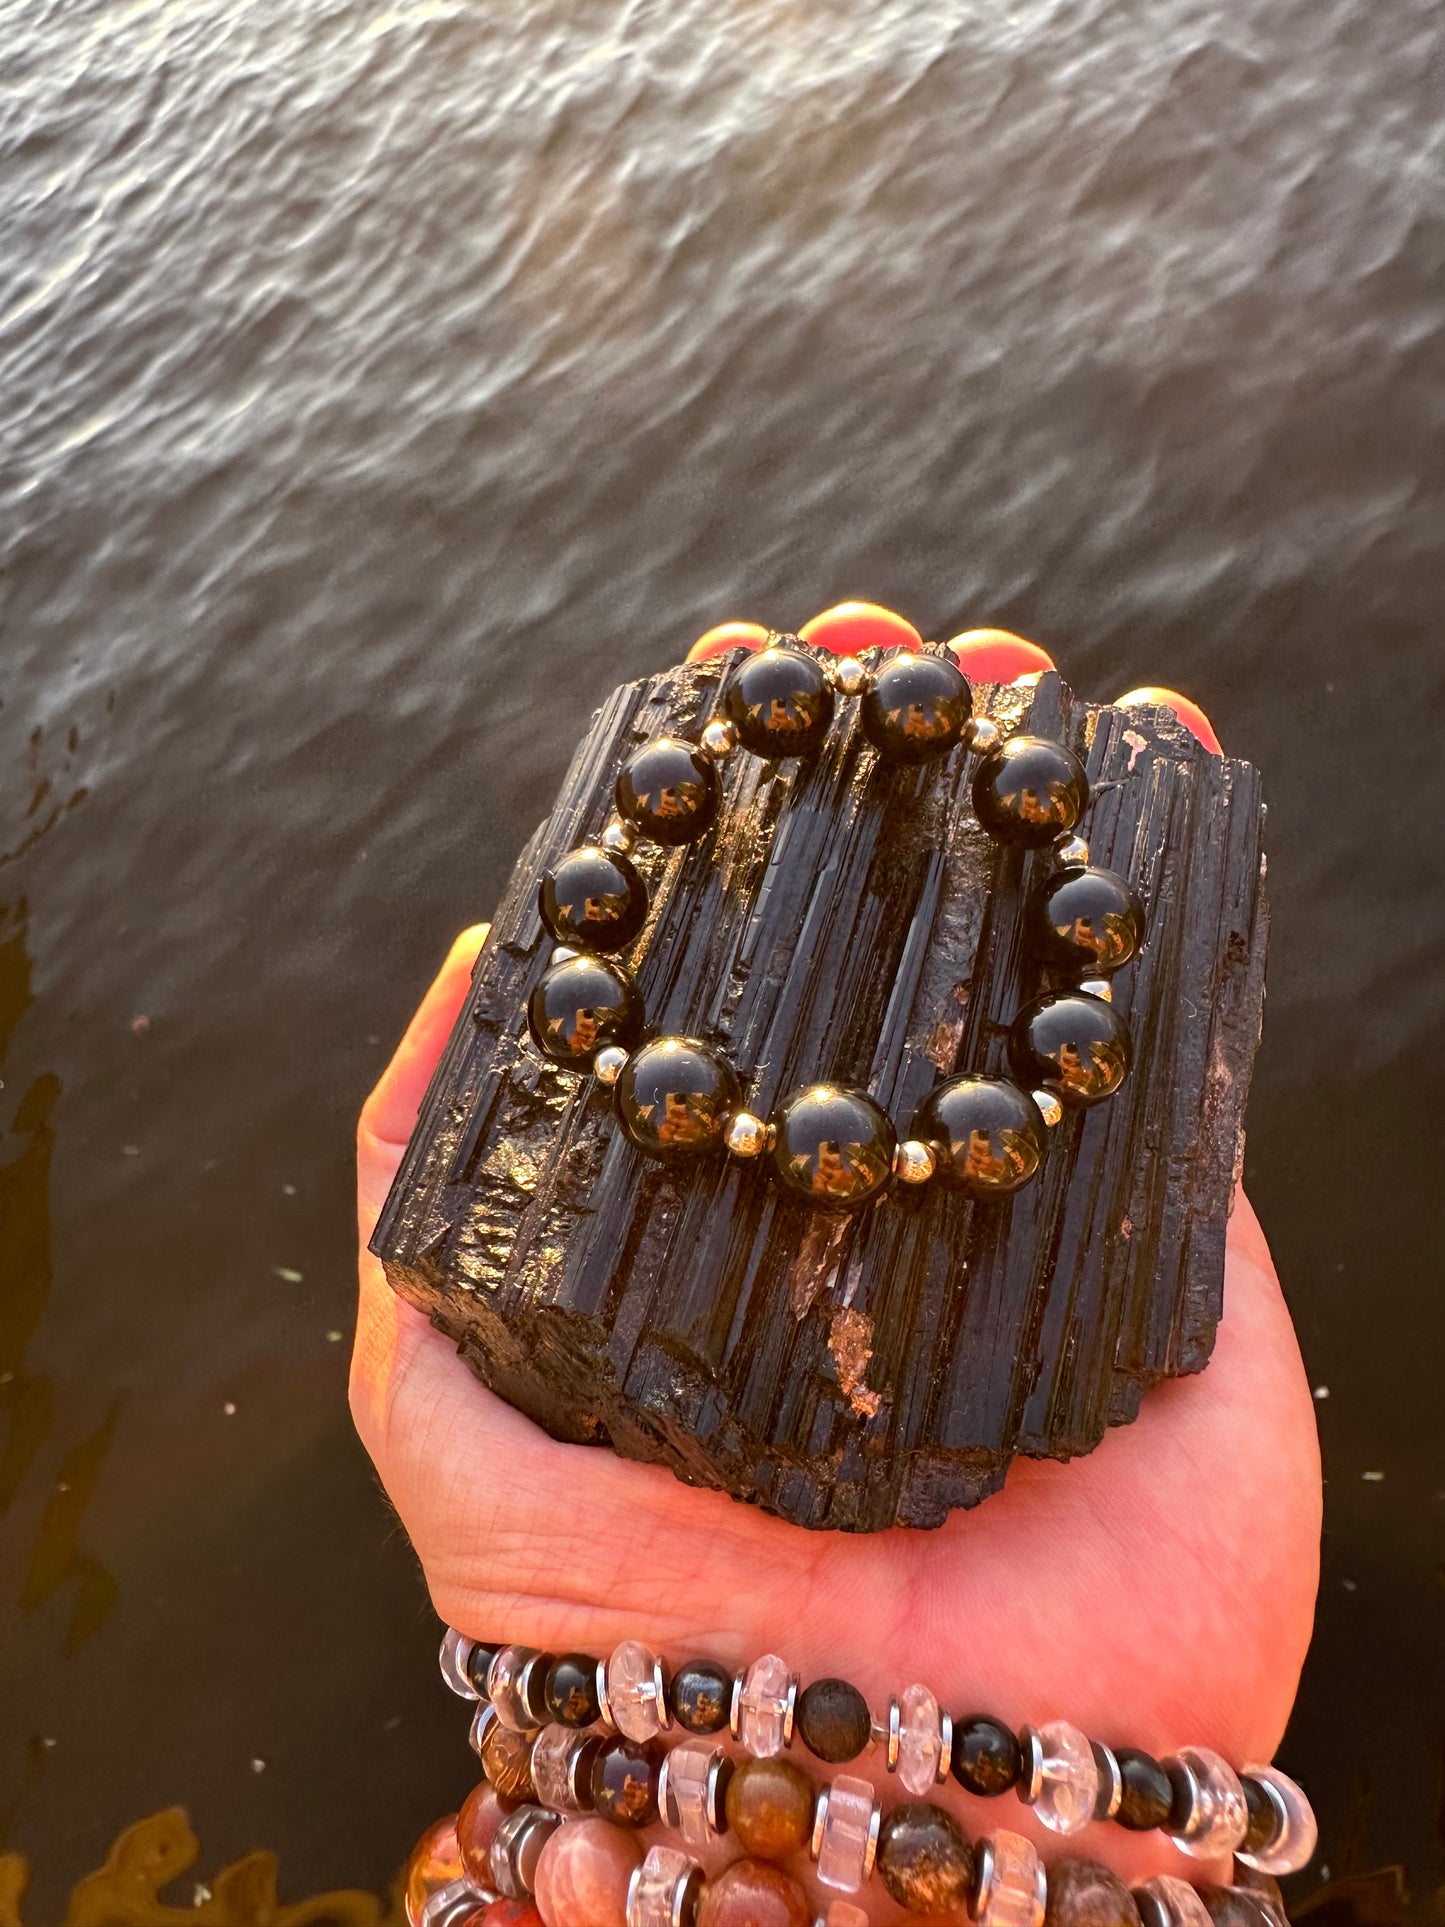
(490, 1646, 543, 1732)
(629, 1846, 703, 1927)
(860, 650, 972, 763)
(1023, 1720, 1099, 1835)
(615, 737, 721, 846)
(1236, 1764, 1317, 1875)
(973, 735, 1089, 846)
(539, 847, 649, 952)
(895, 1682, 946, 1795)
(734, 1653, 794, 1757)
(796, 1678, 872, 1764)
(440, 1626, 483, 1699)
(527, 955, 642, 1067)
(875, 1802, 974, 1916)
(952, 1717, 1023, 1796)
(915, 1075, 1046, 1197)
(769, 1085, 896, 1210)
(723, 643, 836, 758)
(590, 1736, 663, 1826)
(813, 1776, 880, 1894)
(544, 1653, 601, 1729)
(614, 1038, 741, 1159)
(530, 1724, 599, 1815)
(1011, 991, 1131, 1106)
(1164, 1748, 1248, 1859)
(662, 1737, 729, 1848)
(670, 1658, 734, 1735)
(604, 1640, 668, 1742)
(1035, 864, 1145, 973)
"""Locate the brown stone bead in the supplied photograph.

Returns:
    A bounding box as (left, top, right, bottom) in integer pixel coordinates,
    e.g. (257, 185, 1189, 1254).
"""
(456, 1780, 521, 1884)
(1232, 1866, 1286, 1919)
(1195, 1886, 1281, 1927)
(1045, 1859, 1143, 1927)
(696, 1858, 812, 1927)
(590, 1734, 663, 1826)
(405, 1815, 464, 1925)
(481, 1719, 539, 1803)
(725, 1756, 815, 1859)
(876, 1802, 974, 1916)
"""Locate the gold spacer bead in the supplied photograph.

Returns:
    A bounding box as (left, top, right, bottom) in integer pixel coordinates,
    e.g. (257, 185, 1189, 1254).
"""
(593, 1046, 630, 1086)
(1053, 832, 1090, 867)
(599, 817, 636, 854)
(965, 715, 1001, 754)
(830, 655, 872, 696)
(700, 718, 739, 761)
(1032, 1089, 1065, 1130)
(724, 1110, 772, 1158)
(893, 1139, 936, 1184)
(1078, 977, 1112, 1002)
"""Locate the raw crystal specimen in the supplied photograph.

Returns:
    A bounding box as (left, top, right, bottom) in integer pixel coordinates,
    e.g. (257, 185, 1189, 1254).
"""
(371, 647, 1268, 1532)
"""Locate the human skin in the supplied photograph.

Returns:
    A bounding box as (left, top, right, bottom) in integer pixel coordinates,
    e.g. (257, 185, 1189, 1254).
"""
(354, 615, 1321, 1913)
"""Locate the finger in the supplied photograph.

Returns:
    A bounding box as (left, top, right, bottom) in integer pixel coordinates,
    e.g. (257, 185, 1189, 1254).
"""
(945, 627, 1056, 682)
(797, 601, 921, 656)
(358, 924, 490, 1157)
(1115, 686, 1223, 755)
(685, 620, 770, 664)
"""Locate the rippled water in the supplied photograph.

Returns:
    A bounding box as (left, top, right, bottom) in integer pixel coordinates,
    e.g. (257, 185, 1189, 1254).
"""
(2, 0, 1442, 1910)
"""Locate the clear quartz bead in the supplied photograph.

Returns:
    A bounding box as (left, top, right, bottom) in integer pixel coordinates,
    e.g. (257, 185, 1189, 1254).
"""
(628, 1844, 700, 1927)
(1137, 1876, 1214, 1927)
(1024, 1720, 1099, 1834)
(530, 1724, 594, 1815)
(813, 1774, 880, 1893)
(896, 1682, 945, 1795)
(438, 1626, 481, 1700)
(734, 1652, 793, 1758)
(976, 1831, 1046, 1927)
(660, 1736, 725, 1848)
(488, 1645, 540, 1733)
(1166, 1747, 1249, 1858)
(606, 1639, 668, 1743)
(1237, 1764, 1317, 1874)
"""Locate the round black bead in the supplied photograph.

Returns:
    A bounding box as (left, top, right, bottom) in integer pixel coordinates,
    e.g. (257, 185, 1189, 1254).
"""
(769, 1083, 897, 1210)
(1194, 1885, 1280, 1927)
(1010, 989, 1131, 1106)
(669, 1658, 733, 1735)
(876, 1802, 974, 1915)
(972, 734, 1089, 846)
(1035, 864, 1145, 973)
(464, 1641, 500, 1697)
(544, 1652, 602, 1728)
(614, 1037, 741, 1159)
(950, 1715, 1022, 1796)
(590, 1735, 663, 1827)
(527, 954, 643, 1066)
(914, 1075, 1046, 1197)
(539, 846, 649, 952)
(1115, 1748, 1173, 1830)
(860, 650, 972, 764)
(1165, 1758, 1198, 1832)
(615, 736, 721, 846)
(1241, 1774, 1280, 1855)
(795, 1677, 872, 1763)
(723, 642, 836, 759)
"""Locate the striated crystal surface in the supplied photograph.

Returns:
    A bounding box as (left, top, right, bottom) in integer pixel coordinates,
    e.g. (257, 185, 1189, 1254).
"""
(1168, 1748, 1249, 1858)
(1236, 1764, 1317, 1875)
(607, 1640, 666, 1743)
(977, 1831, 1045, 1927)
(735, 1653, 792, 1757)
(814, 1775, 878, 1893)
(896, 1682, 944, 1795)
(372, 658, 1269, 1531)
(1028, 1721, 1099, 1834)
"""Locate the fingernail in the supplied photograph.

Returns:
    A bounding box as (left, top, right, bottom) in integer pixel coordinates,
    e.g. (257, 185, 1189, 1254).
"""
(1115, 686, 1223, 755)
(685, 621, 770, 664)
(797, 601, 921, 657)
(944, 628, 1056, 683)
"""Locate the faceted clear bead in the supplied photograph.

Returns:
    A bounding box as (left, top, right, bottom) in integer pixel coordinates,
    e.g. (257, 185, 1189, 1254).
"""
(439, 1626, 482, 1700)
(661, 1736, 725, 1848)
(734, 1653, 793, 1758)
(813, 1774, 879, 1893)
(1167, 1747, 1249, 1858)
(489, 1646, 541, 1733)
(895, 1682, 945, 1795)
(1237, 1764, 1317, 1874)
(530, 1724, 595, 1815)
(606, 1640, 667, 1743)
(976, 1831, 1045, 1927)
(628, 1844, 700, 1927)
(1024, 1720, 1098, 1834)
(1137, 1876, 1214, 1927)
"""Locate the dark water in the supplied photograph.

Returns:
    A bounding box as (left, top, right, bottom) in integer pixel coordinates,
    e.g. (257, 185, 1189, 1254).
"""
(2, 0, 1443, 1913)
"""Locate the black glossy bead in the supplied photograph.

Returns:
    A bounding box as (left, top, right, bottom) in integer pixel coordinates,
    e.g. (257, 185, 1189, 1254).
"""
(972, 734, 1089, 846)
(950, 1716, 1022, 1796)
(544, 1652, 602, 1728)
(589, 1734, 663, 1826)
(1241, 1774, 1280, 1855)
(1115, 1748, 1173, 1830)
(914, 1075, 1046, 1197)
(795, 1677, 871, 1763)
(860, 650, 972, 764)
(614, 1036, 741, 1159)
(539, 846, 649, 952)
(769, 1083, 897, 1210)
(669, 1658, 734, 1735)
(615, 735, 721, 846)
(1035, 865, 1145, 973)
(465, 1641, 500, 1697)
(1195, 1886, 1279, 1927)
(527, 954, 644, 1066)
(876, 1802, 974, 1916)
(518, 1651, 558, 1725)
(1010, 990, 1131, 1106)
(723, 642, 836, 758)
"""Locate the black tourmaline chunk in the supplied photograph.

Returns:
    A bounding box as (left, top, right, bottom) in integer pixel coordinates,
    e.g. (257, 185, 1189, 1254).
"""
(951, 1716, 1023, 1796)
(1116, 1748, 1174, 1830)
(861, 650, 972, 764)
(539, 846, 649, 951)
(1034, 864, 1146, 973)
(724, 642, 836, 758)
(972, 733, 1089, 845)
(670, 1658, 733, 1735)
(545, 1652, 602, 1728)
(615, 1037, 740, 1159)
(615, 735, 720, 845)
(796, 1677, 872, 1763)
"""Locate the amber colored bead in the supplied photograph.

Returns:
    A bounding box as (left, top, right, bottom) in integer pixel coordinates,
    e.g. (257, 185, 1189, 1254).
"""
(696, 1858, 812, 1927)
(875, 1802, 974, 1915)
(861, 650, 973, 764)
(951, 1716, 1023, 1796)
(544, 1652, 602, 1728)
(1010, 990, 1131, 1106)
(527, 955, 643, 1067)
(724, 642, 836, 758)
(670, 1658, 734, 1734)
(480, 1720, 538, 1803)
(456, 1781, 520, 1884)
(405, 1815, 465, 1927)
(590, 1735, 663, 1826)
(1045, 1859, 1143, 1927)
(615, 736, 721, 846)
(1035, 865, 1145, 974)
(539, 847, 649, 952)
(972, 734, 1089, 846)
(769, 1083, 896, 1210)
(1194, 1887, 1279, 1927)
(725, 1756, 815, 1859)
(1115, 1748, 1174, 1831)
(915, 1075, 1046, 1197)
(615, 1037, 741, 1159)
(796, 1677, 872, 1763)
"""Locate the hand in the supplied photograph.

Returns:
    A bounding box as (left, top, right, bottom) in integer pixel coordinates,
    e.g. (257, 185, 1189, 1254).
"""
(353, 610, 1321, 1915)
